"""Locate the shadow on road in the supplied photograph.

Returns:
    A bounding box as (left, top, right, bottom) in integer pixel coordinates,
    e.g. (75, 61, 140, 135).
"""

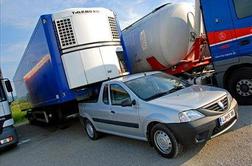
(1, 106, 250, 166)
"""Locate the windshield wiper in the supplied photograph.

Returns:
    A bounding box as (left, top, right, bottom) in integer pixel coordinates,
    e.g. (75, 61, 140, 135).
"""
(146, 91, 169, 101)
(168, 86, 184, 93)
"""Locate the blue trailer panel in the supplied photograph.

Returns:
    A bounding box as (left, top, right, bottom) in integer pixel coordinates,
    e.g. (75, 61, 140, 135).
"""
(13, 15, 75, 109)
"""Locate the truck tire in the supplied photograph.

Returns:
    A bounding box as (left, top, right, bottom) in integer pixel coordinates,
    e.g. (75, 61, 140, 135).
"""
(27, 111, 36, 125)
(82, 119, 99, 140)
(150, 123, 181, 158)
(228, 67, 252, 105)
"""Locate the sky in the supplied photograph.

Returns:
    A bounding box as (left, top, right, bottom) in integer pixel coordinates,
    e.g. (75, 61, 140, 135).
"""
(0, 0, 193, 82)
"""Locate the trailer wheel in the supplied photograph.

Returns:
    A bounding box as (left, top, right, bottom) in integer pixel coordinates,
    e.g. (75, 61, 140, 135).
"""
(150, 123, 181, 158)
(27, 111, 36, 125)
(228, 67, 252, 105)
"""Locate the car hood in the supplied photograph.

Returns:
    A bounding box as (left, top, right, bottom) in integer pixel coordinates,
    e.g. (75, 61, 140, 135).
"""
(148, 85, 227, 111)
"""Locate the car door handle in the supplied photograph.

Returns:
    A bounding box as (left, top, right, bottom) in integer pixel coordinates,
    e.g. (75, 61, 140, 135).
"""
(240, 39, 250, 46)
(110, 111, 115, 114)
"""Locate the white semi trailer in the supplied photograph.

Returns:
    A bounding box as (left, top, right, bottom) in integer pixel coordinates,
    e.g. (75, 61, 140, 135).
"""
(14, 8, 127, 123)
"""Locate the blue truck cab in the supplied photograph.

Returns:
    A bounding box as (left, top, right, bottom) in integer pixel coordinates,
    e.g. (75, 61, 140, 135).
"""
(200, 0, 252, 104)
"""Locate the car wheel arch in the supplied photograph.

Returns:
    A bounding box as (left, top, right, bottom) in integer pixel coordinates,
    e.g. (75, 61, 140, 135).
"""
(146, 121, 160, 146)
(143, 114, 174, 132)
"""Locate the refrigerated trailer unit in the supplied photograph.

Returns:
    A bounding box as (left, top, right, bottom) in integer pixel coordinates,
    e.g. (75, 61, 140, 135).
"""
(122, 1, 252, 104)
(14, 8, 126, 123)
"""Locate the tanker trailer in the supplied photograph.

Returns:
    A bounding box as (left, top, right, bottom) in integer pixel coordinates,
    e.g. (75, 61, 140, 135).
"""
(122, 1, 252, 105)
(122, 3, 211, 75)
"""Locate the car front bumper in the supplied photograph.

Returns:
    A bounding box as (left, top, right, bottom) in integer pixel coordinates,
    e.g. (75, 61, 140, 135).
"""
(0, 126, 18, 149)
(166, 99, 238, 146)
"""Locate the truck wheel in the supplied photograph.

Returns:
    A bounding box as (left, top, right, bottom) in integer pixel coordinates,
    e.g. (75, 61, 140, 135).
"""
(150, 124, 181, 158)
(83, 119, 99, 140)
(27, 111, 36, 125)
(228, 67, 252, 105)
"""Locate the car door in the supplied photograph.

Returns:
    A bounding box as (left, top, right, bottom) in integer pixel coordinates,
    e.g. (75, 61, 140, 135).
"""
(109, 83, 141, 137)
(90, 84, 115, 131)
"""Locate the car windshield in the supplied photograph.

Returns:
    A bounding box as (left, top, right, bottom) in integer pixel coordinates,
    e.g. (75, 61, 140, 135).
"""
(125, 73, 190, 101)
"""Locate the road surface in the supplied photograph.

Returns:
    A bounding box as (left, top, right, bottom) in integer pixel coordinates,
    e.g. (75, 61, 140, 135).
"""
(0, 106, 251, 166)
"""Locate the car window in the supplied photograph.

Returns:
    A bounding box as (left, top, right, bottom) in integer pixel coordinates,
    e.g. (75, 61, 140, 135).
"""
(110, 84, 131, 105)
(103, 84, 109, 105)
(233, 0, 252, 18)
(79, 83, 101, 103)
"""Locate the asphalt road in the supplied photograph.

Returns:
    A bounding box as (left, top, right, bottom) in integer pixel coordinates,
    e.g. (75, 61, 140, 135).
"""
(0, 106, 251, 166)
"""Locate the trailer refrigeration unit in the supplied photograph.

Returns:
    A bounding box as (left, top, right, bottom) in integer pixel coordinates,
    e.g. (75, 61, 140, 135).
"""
(0, 69, 18, 149)
(122, 1, 252, 105)
(14, 8, 126, 123)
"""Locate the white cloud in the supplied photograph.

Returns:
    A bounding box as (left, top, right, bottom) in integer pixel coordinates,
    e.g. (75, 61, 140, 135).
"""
(0, 43, 26, 63)
(136, 0, 146, 4)
(120, 7, 143, 29)
(0, 42, 26, 79)
(0, 0, 90, 29)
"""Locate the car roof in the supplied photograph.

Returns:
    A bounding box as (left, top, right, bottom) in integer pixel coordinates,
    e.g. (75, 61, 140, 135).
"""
(105, 71, 162, 83)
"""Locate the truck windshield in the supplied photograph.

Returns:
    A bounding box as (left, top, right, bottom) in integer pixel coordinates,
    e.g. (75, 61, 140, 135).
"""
(0, 82, 7, 102)
(125, 73, 190, 101)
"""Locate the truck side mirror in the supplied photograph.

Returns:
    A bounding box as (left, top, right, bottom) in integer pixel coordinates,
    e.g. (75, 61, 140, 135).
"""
(5, 80, 13, 93)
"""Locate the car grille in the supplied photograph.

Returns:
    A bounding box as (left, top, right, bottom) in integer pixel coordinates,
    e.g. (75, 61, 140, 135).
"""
(203, 96, 228, 112)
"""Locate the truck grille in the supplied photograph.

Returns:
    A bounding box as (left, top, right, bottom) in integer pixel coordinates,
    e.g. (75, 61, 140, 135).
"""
(203, 96, 228, 112)
(108, 17, 119, 39)
(55, 18, 77, 48)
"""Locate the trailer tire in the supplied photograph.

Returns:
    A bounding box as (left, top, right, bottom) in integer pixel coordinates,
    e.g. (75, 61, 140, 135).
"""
(227, 67, 252, 105)
(27, 111, 36, 125)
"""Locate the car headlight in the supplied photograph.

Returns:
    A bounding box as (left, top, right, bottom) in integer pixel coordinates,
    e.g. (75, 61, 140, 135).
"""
(178, 110, 205, 122)
(227, 92, 233, 103)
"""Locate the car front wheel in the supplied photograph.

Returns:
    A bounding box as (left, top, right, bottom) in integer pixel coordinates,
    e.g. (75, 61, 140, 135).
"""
(150, 124, 181, 158)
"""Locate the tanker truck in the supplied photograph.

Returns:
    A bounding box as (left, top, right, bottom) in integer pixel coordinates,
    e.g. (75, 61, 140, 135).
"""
(13, 8, 127, 124)
(122, 0, 252, 105)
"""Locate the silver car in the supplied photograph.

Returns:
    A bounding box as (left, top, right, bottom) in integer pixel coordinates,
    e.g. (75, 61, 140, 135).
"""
(79, 72, 238, 158)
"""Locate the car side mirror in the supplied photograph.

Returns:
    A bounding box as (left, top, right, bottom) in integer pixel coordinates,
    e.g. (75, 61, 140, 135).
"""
(121, 99, 132, 107)
(132, 99, 136, 106)
(121, 99, 136, 107)
(5, 80, 13, 93)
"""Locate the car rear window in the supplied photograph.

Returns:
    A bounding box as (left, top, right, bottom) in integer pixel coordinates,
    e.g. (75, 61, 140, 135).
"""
(103, 84, 109, 105)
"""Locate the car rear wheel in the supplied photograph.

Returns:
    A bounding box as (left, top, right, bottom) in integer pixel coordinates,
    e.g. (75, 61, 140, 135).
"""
(150, 123, 181, 158)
